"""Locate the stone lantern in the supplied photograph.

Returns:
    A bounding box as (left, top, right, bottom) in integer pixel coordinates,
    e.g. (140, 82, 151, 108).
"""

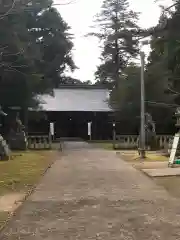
(175, 107, 180, 130)
(0, 106, 10, 160)
(168, 107, 180, 166)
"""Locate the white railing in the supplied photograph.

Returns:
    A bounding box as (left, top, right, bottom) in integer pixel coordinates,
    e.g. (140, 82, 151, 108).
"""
(156, 135, 173, 149)
(114, 135, 173, 150)
(27, 135, 52, 150)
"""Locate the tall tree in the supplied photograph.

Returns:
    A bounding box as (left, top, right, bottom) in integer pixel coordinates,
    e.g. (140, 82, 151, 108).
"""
(91, 0, 140, 87)
(0, 0, 75, 113)
(110, 63, 140, 117)
(147, 0, 180, 103)
(166, 0, 180, 103)
(110, 62, 175, 133)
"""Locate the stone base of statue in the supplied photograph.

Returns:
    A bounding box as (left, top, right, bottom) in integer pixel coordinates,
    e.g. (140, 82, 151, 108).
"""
(0, 135, 10, 161)
(8, 130, 28, 151)
(147, 134, 158, 151)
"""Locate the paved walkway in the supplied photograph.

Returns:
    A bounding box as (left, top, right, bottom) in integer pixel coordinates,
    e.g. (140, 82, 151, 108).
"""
(1, 147, 180, 239)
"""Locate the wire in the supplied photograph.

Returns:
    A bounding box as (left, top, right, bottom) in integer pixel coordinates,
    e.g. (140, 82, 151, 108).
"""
(145, 100, 179, 108)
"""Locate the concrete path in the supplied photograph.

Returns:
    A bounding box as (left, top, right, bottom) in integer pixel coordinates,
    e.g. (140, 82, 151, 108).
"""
(1, 148, 180, 239)
(142, 167, 180, 177)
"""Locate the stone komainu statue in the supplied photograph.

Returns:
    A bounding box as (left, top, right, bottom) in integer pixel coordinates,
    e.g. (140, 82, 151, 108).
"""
(138, 113, 157, 150)
(145, 113, 157, 150)
(8, 112, 27, 150)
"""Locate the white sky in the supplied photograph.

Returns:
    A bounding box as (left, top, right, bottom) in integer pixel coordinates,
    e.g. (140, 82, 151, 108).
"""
(54, 0, 172, 82)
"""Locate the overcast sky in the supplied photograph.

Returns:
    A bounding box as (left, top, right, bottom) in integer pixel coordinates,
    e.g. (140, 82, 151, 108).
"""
(54, 0, 172, 82)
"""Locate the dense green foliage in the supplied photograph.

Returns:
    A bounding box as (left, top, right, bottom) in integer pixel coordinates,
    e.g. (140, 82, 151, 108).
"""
(93, 0, 180, 133)
(0, 0, 75, 110)
(1, 0, 180, 134)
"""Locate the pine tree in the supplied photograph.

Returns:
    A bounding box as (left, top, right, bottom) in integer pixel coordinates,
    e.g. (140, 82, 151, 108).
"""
(91, 0, 140, 87)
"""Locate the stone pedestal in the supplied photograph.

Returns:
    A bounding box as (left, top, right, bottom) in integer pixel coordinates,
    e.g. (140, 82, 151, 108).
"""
(0, 135, 10, 161)
(8, 130, 27, 151)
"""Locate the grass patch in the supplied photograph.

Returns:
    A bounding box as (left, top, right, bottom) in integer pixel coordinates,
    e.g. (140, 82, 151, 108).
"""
(119, 151, 169, 175)
(0, 150, 56, 230)
(0, 150, 56, 195)
(119, 151, 168, 162)
(0, 150, 57, 230)
(118, 151, 180, 199)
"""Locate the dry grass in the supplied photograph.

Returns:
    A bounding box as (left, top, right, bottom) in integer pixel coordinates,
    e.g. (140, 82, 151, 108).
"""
(118, 151, 168, 162)
(119, 151, 180, 199)
(0, 150, 56, 195)
(132, 161, 168, 171)
(0, 150, 57, 228)
(119, 152, 168, 173)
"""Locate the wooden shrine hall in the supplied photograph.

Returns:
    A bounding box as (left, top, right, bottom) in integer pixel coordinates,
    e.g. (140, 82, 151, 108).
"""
(28, 85, 114, 140)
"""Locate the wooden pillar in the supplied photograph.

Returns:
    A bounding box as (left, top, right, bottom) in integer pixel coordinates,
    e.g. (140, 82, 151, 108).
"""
(112, 122, 116, 149)
(93, 112, 97, 140)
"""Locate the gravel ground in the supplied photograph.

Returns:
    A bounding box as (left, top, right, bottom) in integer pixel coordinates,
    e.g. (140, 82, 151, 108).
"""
(1, 145, 180, 239)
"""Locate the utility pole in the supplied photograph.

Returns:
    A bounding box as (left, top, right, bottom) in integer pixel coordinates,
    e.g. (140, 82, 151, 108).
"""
(140, 51, 146, 158)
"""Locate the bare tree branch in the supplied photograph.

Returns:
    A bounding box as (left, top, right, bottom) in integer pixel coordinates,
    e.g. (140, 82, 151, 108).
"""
(52, 0, 77, 6)
(136, 2, 180, 41)
(3, 48, 25, 57)
(0, 0, 17, 20)
(168, 86, 180, 96)
(2, 62, 30, 76)
(0, 0, 76, 75)
(0, 0, 76, 19)
(163, 3, 178, 12)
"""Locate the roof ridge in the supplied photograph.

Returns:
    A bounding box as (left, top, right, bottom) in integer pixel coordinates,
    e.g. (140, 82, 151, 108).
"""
(56, 85, 109, 90)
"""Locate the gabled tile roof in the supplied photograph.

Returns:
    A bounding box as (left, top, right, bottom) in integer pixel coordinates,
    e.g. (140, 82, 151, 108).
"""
(39, 88, 112, 112)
